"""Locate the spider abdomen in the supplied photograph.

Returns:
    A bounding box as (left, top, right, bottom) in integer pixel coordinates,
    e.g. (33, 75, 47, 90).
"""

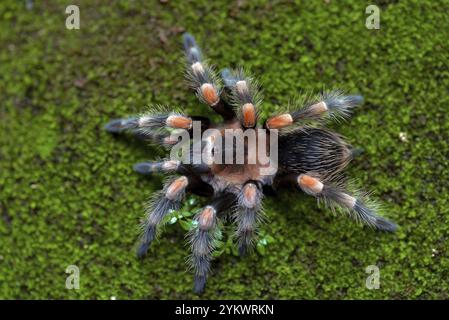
(278, 128, 353, 177)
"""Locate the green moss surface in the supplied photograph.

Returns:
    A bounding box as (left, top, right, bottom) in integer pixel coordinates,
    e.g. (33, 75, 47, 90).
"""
(0, 0, 448, 299)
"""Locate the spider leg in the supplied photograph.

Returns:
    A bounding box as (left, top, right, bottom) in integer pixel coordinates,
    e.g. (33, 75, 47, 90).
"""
(104, 114, 192, 142)
(104, 118, 182, 148)
(183, 33, 235, 120)
(234, 182, 264, 256)
(133, 160, 211, 176)
(221, 68, 236, 88)
(133, 160, 181, 175)
(137, 176, 189, 258)
(189, 206, 218, 295)
(104, 117, 144, 134)
(296, 174, 397, 232)
(105, 115, 211, 149)
(188, 194, 235, 294)
(219, 68, 236, 103)
(132, 113, 193, 131)
(224, 69, 261, 129)
(265, 91, 363, 129)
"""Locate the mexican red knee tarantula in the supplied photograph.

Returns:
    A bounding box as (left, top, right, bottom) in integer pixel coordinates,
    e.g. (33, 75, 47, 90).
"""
(105, 33, 397, 294)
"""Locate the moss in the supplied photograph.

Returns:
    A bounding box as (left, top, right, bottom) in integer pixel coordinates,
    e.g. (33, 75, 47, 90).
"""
(0, 0, 448, 299)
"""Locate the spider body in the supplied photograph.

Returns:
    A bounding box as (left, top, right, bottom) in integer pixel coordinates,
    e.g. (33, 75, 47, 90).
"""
(105, 33, 397, 294)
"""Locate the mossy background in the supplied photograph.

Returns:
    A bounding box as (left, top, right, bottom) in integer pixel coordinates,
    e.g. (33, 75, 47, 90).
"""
(0, 0, 448, 299)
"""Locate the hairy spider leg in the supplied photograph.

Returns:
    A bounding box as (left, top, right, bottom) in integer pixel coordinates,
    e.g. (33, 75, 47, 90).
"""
(297, 174, 397, 231)
(233, 182, 265, 256)
(188, 193, 236, 294)
(183, 33, 235, 119)
(137, 176, 189, 258)
(223, 69, 261, 129)
(265, 92, 363, 129)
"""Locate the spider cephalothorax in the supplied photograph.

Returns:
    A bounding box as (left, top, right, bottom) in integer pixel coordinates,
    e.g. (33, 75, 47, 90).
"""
(105, 33, 397, 294)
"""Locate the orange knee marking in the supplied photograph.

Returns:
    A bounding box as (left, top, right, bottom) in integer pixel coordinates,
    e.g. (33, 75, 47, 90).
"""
(166, 115, 192, 129)
(243, 183, 257, 208)
(166, 176, 188, 200)
(198, 206, 216, 230)
(242, 103, 256, 127)
(200, 83, 219, 106)
(298, 175, 323, 194)
(266, 114, 293, 129)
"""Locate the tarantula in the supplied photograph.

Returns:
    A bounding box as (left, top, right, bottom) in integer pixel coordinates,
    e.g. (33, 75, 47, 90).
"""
(104, 33, 397, 294)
